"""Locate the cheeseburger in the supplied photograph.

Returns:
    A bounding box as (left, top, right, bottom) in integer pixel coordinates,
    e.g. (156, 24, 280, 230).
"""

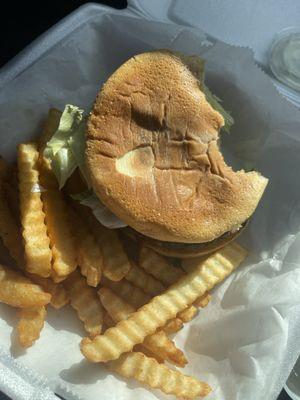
(46, 50, 268, 258)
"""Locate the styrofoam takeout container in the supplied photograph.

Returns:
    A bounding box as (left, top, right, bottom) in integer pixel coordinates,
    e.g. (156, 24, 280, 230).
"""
(0, 2, 300, 400)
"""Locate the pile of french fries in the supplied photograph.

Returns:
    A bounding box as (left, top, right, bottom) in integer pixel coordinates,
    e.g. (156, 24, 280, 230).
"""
(0, 110, 248, 399)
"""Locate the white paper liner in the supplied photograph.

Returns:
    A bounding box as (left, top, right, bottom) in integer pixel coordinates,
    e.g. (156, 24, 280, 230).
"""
(0, 4, 300, 400)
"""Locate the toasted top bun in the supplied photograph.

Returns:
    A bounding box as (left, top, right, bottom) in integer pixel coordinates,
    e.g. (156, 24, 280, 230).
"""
(86, 50, 268, 243)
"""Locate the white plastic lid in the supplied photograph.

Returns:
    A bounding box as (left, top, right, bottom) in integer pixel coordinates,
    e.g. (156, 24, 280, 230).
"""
(285, 356, 300, 400)
(269, 27, 300, 92)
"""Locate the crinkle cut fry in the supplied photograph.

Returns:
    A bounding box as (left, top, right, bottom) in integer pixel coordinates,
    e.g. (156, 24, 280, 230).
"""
(0, 214, 68, 308)
(128, 259, 199, 323)
(101, 284, 179, 354)
(181, 255, 208, 274)
(79, 207, 131, 281)
(139, 245, 184, 286)
(133, 344, 165, 364)
(99, 287, 187, 367)
(163, 317, 184, 334)
(64, 271, 103, 337)
(97, 228, 131, 281)
(70, 207, 103, 287)
(139, 246, 211, 314)
(18, 143, 52, 277)
(108, 352, 211, 399)
(39, 159, 77, 279)
(194, 292, 212, 308)
(177, 304, 198, 322)
(102, 277, 151, 309)
(103, 311, 165, 365)
(103, 311, 166, 363)
(28, 274, 69, 309)
(51, 270, 67, 283)
(17, 306, 46, 348)
(81, 243, 247, 362)
(0, 264, 51, 308)
(38, 110, 77, 280)
(177, 305, 198, 323)
(78, 237, 103, 287)
(0, 154, 67, 308)
(125, 262, 165, 296)
(102, 277, 184, 334)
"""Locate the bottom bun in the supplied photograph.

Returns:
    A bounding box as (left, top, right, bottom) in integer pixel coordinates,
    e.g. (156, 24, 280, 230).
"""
(121, 223, 247, 259)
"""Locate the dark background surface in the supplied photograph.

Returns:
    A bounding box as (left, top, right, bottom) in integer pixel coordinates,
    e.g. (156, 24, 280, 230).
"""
(0, 1, 292, 399)
(0, 0, 127, 68)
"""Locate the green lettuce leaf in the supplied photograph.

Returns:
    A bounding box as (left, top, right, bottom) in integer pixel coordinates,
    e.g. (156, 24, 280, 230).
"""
(184, 54, 234, 133)
(202, 84, 234, 133)
(68, 119, 90, 185)
(44, 104, 88, 188)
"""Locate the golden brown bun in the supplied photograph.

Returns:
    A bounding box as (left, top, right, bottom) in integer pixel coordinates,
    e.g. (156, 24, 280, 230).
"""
(121, 223, 246, 258)
(86, 50, 268, 243)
